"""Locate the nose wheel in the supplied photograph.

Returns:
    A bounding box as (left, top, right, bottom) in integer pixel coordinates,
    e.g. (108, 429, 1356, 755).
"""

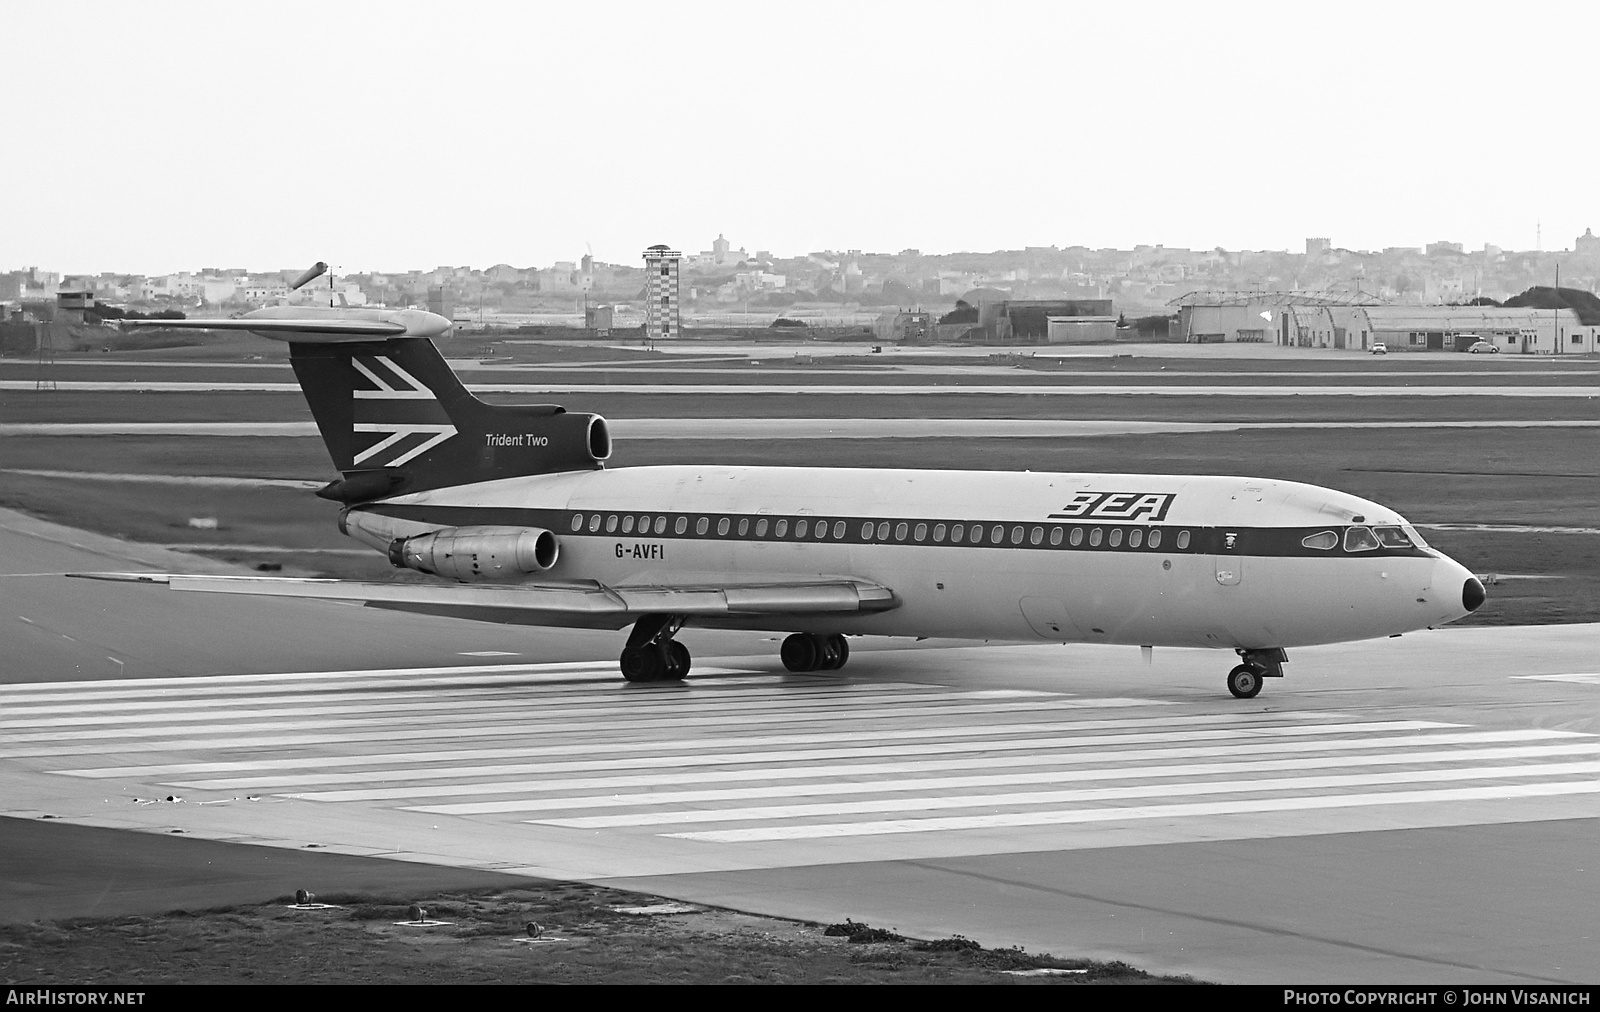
(1227, 664, 1264, 699)
(1227, 648, 1287, 699)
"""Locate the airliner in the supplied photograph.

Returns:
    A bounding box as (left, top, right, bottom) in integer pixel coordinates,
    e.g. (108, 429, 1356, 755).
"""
(105, 302, 1485, 699)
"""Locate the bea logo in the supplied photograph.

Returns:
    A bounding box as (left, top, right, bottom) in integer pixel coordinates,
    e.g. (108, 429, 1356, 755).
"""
(1050, 491, 1176, 522)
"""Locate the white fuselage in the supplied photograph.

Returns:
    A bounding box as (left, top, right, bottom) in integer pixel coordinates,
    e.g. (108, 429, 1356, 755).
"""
(342, 465, 1478, 651)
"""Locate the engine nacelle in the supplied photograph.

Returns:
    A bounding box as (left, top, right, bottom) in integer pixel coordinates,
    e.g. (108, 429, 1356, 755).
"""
(388, 525, 559, 582)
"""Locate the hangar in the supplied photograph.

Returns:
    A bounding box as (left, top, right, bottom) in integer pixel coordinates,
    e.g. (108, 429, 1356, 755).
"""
(1353, 306, 1585, 353)
(1175, 291, 1597, 353)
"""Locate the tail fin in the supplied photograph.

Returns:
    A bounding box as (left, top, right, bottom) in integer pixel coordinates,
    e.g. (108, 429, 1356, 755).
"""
(289, 338, 611, 503)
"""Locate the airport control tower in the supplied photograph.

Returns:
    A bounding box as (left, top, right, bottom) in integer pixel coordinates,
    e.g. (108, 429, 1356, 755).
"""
(642, 244, 681, 341)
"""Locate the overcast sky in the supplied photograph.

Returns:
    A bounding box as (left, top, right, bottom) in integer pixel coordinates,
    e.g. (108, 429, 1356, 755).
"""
(6, 0, 1597, 275)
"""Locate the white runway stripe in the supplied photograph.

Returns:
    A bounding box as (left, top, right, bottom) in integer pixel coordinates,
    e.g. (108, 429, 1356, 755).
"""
(398, 742, 1600, 814)
(665, 781, 1600, 842)
(0, 694, 1166, 732)
(50, 710, 1367, 778)
(81, 720, 1458, 787)
(169, 729, 1568, 794)
(1, 676, 1060, 725)
(540, 761, 1600, 829)
(1516, 674, 1600, 685)
(0, 660, 625, 695)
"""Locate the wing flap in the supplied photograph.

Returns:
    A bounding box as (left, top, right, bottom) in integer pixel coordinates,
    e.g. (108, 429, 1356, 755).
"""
(67, 573, 899, 620)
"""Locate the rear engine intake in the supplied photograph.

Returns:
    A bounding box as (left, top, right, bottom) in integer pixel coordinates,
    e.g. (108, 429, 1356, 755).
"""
(388, 526, 558, 582)
(587, 415, 611, 461)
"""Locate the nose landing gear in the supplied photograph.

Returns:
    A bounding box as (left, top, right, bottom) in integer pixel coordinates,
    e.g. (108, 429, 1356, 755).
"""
(620, 614, 690, 682)
(780, 632, 850, 672)
(1227, 647, 1287, 699)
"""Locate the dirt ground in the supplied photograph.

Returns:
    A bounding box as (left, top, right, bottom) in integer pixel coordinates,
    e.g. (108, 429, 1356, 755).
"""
(0, 884, 1186, 985)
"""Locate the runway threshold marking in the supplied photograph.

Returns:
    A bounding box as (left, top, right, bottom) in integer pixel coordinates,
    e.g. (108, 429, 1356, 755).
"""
(389, 742, 1600, 814)
(550, 760, 1600, 829)
(10, 666, 1599, 854)
(51, 710, 1365, 778)
(665, 781, 1600, 842)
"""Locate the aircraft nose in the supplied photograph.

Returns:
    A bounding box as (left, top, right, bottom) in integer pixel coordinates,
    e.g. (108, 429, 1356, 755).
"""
(1463, 576, 1486, 613)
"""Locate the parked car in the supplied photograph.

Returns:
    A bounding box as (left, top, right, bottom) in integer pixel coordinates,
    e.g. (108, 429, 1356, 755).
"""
(1370, 342, 1387, 355)
(1466, 340, 1500, 354)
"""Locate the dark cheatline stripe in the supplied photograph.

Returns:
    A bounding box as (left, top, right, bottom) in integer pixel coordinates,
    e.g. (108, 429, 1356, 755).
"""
(358, 504, 1431, 560)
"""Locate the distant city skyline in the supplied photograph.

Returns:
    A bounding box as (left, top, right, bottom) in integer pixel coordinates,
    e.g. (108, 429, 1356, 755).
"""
(6, 1, 1596, 275)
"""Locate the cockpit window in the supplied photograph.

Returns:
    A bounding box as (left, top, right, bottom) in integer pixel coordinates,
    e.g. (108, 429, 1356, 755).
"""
(1301, 531, 1338, 551)
(1373, 525, 1414, 549)
(1343, 526, 1380, 552)
(1402, 524, 1428, 549)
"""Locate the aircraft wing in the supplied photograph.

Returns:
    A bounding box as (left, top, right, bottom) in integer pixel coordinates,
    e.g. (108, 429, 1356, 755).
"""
(67, 572, 899, 630)
(124, 318, 408, 336)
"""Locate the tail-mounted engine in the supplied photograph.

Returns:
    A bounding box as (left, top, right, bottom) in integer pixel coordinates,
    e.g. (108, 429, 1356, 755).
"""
(388, 526, 558, 582)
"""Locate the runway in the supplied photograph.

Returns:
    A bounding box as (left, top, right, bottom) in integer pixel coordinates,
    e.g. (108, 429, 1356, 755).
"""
(5, 417, 1599, 438)
(5, 380, 1598, 396)
(3, 513, 1598, 983)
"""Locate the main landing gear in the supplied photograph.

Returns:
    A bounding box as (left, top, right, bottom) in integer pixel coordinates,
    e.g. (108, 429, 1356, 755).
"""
(1227, 647, 1287, 699)
(620, 614, 690, 683)
(781, 632, 850, 673)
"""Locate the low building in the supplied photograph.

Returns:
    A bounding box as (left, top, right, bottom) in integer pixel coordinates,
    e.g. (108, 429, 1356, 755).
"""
(1356, 306, 1585, 354)
(873, 310, 932, 344)
(585, 305, 615, 337)
(1045, 316, 1117, 343)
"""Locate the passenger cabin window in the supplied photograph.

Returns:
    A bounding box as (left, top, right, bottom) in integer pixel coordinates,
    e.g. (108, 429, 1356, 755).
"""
(717, 517, 730, 536)
(696, 517, 709, 535)
(815, 522, 828, 539)
(1089, 528, 1103, 547)
(833, 521, 846, 538)
(1128, 529, 1143, 548)
(588, 515, 602, 532)
(876, 522, 889, 540)
(915, 523, 928, 542)
(1010, 526, 1024, 544)
(738, 518, 749, 536)
(1108, 529, 1123, 547)
(1148, 529, 1162, 548)
(654, 516, 667, 534)
(933, 523, 947, 542)
(571, 514, 583, 532)
(1176, 530, 1191, 549)
(1301, 531, 1339, 551)
(774, 519, 787, 537)
(951, 524, 965, 542)
(756, 519, 769, 536)
(895, 522, 909, 541)
(606, 515, 618, 533)
(1069, 527, 1083, 546)
(795, 519, 808, 537)
(1030, 527, 1043, 545)
(674, 517, 688, 535)
(971, 525, 985, 544)
(861, 522, 875, 539)
(623, 515, 635, 534)
(1050, 527, 1063, 545)
(1343, 526, 1380, 552)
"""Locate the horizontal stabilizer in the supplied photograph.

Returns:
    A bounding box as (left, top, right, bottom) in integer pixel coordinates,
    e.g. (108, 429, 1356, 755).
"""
(126, 318, 407, 336)
(66, 573, 900, 630)
(123, 306, 452, 342)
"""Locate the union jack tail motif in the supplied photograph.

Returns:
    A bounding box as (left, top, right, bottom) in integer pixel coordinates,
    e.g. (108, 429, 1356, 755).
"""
(287, 338, 611, 504)
(349, 354, 458, 467)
